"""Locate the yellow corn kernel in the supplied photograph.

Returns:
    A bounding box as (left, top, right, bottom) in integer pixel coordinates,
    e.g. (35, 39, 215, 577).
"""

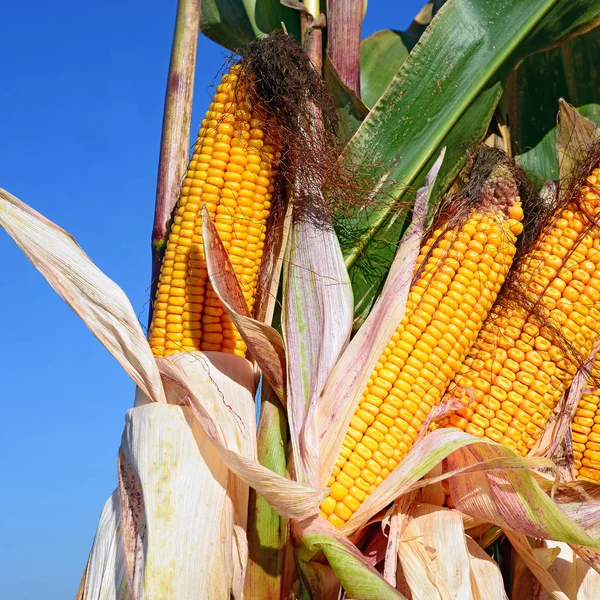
(573, 376, 600, 481)
(148, 64, 280, 357)
(320, 192, 523, 526)
(449, 165, 600, 456)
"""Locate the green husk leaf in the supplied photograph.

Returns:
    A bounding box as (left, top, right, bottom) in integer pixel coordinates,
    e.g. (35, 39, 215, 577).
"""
(294, 516, 407, 599)
(245, 385, 289, 599)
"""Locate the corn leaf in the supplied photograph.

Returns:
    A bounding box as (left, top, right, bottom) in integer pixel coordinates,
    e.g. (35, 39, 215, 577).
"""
(202, 206, 287, 401)
(294, 516, 407, 600)
(508, 27, 600, 186)
(324, 56, 369, 147)
(359, 30, 411, 110)
(339, 0, 600, 323)
(359, 3, 433, 108)
(282, 191, 353, 486)
(319, 151, 443, 487)
(199, 0, 301, 50)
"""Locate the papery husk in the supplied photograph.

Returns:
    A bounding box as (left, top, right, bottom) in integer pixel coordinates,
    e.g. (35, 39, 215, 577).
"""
(78, 491, 128, 599)
(381, 493, 416, 591)
(508, 532, 569, 600)
(282, 188, 354, 486)
(119, 403, 239, 598)
(465, 536, 507, 600)
(538, 541, 600, 600)
(397, 504, 473, 599)
(0, 188, 324, 518)
(83, 351, 256, 599)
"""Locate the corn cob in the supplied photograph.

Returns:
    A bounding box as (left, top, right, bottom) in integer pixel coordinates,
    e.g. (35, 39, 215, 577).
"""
(573, 377, 600, 482)
(448, 166, 600, 456)
(320, 179, 524, 527)
(148, 65, 281, 358)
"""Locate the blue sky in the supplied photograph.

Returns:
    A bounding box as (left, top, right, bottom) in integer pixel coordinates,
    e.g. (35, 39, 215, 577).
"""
(0, 1, 424, 597)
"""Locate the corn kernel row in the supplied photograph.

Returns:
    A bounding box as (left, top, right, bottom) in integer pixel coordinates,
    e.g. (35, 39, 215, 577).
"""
(149, 65, 281, 357)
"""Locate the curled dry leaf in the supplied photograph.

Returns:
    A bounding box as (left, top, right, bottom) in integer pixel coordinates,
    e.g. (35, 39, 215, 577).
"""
(294, 515, 406, 600)
(0, 188, 166, 404)
(446, 443, 598, 547)
(529, 341, 600, 459)
(343, 428, 554, 535)
(557, 101, 600, 186)
(201, 206, 287, 401)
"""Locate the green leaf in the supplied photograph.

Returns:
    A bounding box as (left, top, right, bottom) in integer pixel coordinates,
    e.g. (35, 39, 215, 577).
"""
(246, 386, 289, 599)
(359, 4, 434, 109)
(295, 517, 407, 599)
(324, 57, 369, 146)
(337, 0, 600, 324)
(344, 82, 502, 329)
(200, 0, 301, 50)
(359, 30, 411, 109)
(508, 26, 600, 186)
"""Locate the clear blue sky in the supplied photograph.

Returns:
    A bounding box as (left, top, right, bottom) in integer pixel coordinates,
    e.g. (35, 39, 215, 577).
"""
(0, 1, 423, 598)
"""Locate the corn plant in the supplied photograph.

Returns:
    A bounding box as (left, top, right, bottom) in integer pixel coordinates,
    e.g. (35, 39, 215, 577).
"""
(3, 1, 600, 598)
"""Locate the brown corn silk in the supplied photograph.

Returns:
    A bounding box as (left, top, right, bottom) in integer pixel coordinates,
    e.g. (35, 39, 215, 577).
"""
(320, 159, 524, 527)
(148, 64, 281, 358)
(447, 165, 600, 456)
